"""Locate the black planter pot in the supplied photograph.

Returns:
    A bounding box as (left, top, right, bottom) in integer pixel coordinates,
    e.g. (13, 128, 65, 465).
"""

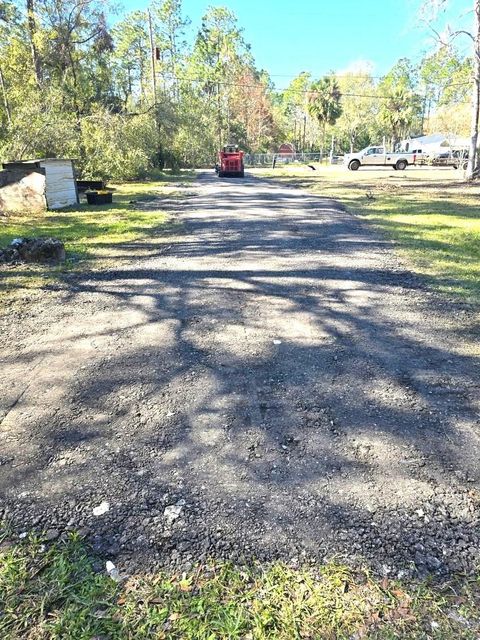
(86, 191, 112, 205)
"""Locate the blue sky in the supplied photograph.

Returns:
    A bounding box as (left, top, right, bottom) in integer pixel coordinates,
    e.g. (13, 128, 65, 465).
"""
(120, 0, 473, 85)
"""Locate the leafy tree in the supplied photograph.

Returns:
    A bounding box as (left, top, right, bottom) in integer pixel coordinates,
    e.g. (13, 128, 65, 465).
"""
(151, 0, 189, 98)
(420, 46, 472, 110)
(335, 68, 378, 152)
(112, 12, 150, 105)
(277, 72, 311, 150)
(229, 69, 279, 152)
(307, 76, 342, 156)
(1, 0, 475, 179)
(190, 6, 253, 147)
(378, 59, 423, 146)
(420, 0, 479, 177)
(419, 47, 472, 136)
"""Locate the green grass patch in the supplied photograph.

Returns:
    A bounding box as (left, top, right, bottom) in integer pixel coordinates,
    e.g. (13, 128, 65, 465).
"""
(1, 534, 479, 639)
(257, 166, 480, 303)
(0, 179, 188, 300)
(0, 182, 182, 257)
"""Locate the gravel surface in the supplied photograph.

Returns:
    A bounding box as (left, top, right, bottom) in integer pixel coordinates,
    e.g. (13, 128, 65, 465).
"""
(1, 172, 479, 578)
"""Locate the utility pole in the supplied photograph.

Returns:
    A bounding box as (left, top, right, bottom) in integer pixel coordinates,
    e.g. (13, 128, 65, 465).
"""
(148, 9, 163, 167)
(467, 0, 480, 179)
(147, 9, 157, 103)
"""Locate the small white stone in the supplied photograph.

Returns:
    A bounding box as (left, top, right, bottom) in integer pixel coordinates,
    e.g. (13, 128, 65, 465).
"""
(164, 504, 183, 523)
(106, 560, 120, 581)
(93, 501, 110, 516)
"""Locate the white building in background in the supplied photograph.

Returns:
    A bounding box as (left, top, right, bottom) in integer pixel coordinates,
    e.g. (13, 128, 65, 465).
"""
(398, 133, 470, 155)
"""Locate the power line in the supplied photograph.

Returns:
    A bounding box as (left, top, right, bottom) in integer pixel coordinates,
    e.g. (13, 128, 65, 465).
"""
(260, 72, 387, 80)
(155, 72, 472, 100)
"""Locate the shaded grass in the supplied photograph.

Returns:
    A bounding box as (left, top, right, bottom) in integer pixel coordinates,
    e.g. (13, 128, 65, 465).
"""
(256, 166, 480, 303)
(1, 534, 479, 639)
(0, 179, 188, 300)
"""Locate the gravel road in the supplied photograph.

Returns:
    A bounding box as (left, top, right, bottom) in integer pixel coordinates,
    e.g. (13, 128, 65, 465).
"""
(1, 172, 479, 577)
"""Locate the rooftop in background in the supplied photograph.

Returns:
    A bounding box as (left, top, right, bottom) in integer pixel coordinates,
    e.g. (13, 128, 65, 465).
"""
(408, 133, 470, 147)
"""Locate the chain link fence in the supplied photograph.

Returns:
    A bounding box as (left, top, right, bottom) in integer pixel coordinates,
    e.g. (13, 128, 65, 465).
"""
(243, 152, 344, 167)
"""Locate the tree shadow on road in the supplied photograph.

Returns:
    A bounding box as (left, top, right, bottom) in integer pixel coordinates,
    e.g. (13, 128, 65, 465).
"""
(1, 175, 479, 579)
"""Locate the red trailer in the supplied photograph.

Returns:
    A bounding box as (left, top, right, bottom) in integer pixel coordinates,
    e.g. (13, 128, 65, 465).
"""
(216, 145, 245, 178)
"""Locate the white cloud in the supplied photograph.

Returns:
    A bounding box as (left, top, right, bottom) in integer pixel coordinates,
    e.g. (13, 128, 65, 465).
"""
(337, 60, 376, 76)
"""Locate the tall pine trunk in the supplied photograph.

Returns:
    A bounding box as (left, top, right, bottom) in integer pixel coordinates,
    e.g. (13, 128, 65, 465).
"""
(26, 0, 42, 85)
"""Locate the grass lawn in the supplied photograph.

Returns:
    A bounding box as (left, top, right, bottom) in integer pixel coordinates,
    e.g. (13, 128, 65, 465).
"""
(1, 533, 479, 639)
(255, 165, 480, 303)
(0, 177, 190, 299)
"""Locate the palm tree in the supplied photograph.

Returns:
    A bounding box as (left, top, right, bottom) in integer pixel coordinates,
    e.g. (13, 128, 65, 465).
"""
(307, 77, 342, 159)
(379, 86, 422, 149)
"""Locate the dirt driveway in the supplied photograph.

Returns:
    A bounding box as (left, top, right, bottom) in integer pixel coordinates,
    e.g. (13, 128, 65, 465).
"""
(1, 172, 479, 577)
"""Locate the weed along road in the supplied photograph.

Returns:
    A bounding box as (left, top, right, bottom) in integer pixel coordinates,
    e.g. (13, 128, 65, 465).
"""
(1, 171, 479, 578)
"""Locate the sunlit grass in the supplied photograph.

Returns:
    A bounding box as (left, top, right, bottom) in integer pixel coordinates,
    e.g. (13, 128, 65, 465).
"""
(1, 533, 479, 639)
(256, 165, 480, 302)
(0, 181, 184, 255)
(0, 179, 188, 300)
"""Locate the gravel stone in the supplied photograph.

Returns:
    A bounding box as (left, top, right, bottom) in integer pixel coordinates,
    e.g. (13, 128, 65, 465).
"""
(0, 172, 479, 577)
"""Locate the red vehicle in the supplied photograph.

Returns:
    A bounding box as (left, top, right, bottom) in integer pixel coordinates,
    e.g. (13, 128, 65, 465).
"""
(216, 145, 245, 178)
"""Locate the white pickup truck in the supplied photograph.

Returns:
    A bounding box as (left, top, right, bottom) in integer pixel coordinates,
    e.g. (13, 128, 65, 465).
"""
(344, 146, 417, 171)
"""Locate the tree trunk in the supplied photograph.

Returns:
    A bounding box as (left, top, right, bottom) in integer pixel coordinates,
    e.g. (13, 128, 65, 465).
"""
(0, 66, 11, 125)
(467, 0, 480, 179)
(320, 123, 326, 163)
(26, 0, 42, 85)
(138, 46, 146, 103)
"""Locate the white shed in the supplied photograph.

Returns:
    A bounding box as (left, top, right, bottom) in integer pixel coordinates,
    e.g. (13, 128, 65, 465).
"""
(2, 158, 79, 211)
(36, 159, 79, 209)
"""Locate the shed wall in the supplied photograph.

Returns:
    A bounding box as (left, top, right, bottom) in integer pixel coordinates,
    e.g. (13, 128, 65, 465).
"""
(40, 160, 78, 209)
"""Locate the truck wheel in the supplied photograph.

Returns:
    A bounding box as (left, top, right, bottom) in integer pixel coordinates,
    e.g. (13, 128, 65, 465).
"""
(349, 160, 360, 171)
(239, 171, 245, 178)
(396, 159, 408, 171)
(218, 171, 224, 178)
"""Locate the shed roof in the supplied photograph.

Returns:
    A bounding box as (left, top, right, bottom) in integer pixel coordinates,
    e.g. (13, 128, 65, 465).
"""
(24, 158, 75, 163)
(4, 158, 76, 167)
